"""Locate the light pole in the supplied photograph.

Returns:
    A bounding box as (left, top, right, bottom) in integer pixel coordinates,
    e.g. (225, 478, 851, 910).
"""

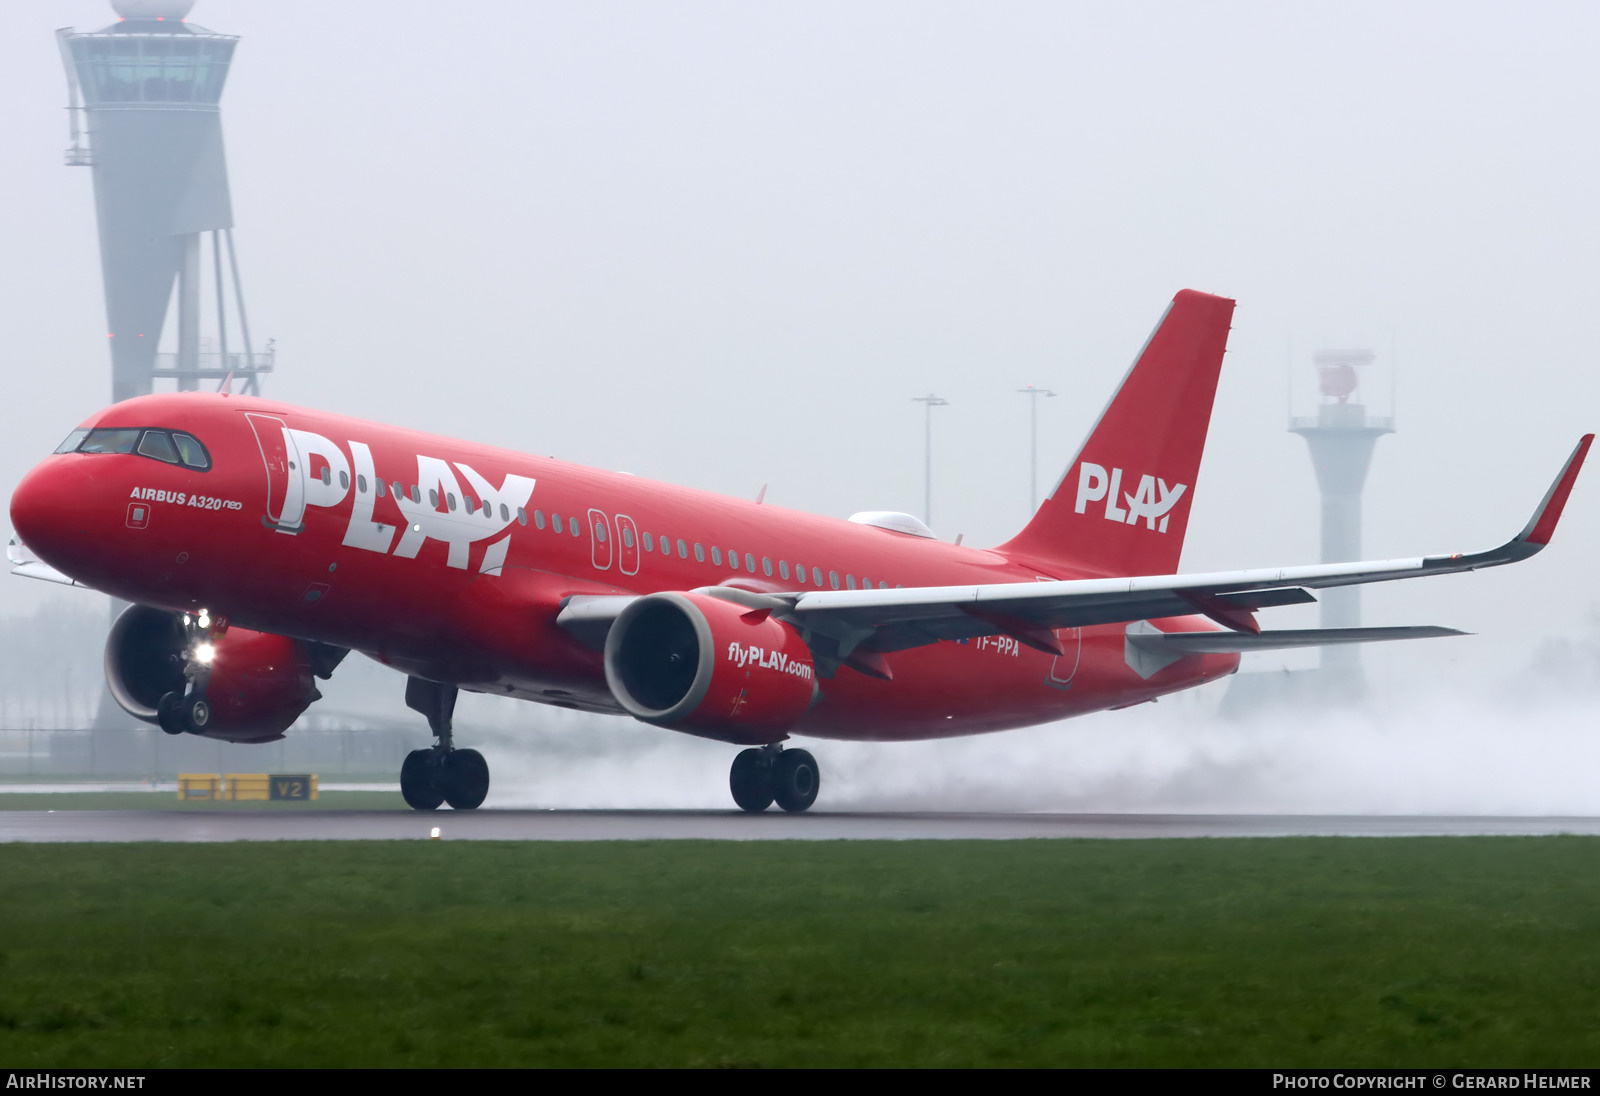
(911, 394, 948, 526)
(1017, 385, 1056, 511)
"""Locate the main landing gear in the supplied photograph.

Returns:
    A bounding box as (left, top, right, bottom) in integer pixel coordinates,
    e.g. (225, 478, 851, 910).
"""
(400, 677, 490, 811)
(729, 744, 820, 814)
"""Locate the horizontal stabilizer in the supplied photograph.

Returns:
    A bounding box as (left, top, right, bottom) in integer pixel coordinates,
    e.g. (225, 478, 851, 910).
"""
(1128, 624, 1467, 654)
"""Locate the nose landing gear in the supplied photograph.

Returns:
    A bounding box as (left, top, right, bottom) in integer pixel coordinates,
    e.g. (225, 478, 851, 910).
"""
(156, 610, 219, 735)
(729, 745, 820, 813)
(399, 677, 490, 811)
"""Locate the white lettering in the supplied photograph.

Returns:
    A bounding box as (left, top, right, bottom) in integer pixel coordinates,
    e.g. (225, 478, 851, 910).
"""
(1074, 462, 1108, 514)
(1104, 466, 1127, 521)
(341, 440, 397, 554)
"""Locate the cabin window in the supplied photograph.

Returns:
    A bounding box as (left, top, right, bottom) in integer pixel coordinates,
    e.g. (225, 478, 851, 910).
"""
(745, 553, 756, 573)
(410, 486, 421, 504)
(643, 531, 653, 552)
(677, 539, 688, 559)
(54, 429, 89, 454)
(518, 507, 529, 527)
(446, 493, 457, 512)
(428, 489, 439, 508)
(499, 503, 508, 521)
(357, 474, 368, 493)
(376, 480, 386, 498)
(880, 581, 889, 590)
(812, 567, 823, 586)
(779, 561, 790, 580)
(570, 520, 580, 538)
(622, 526, 634, 548)
(595, 521, 608, 543)
(729, 551, 740, 571)
(321, 466, 333, 487)
(711, 547, 721, 565)
(846, 575, 857, 589)
(829, 571, 840, 589)
(762, 557, 773, 576)
(795, 565, 807, 585)
(77, 428, 140, 455)
(694, 542, 705, 562)
(660, 534, 671, 555)
(551, 513, 563, 534)
(136, 430, 179, 464)
(339, 471, 350, 490)
(171, 433, 210, 470)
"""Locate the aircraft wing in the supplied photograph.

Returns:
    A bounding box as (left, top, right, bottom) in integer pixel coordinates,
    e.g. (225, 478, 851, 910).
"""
(555, 436, 1588, 671)
(7, 537, 86, 588)
(768, 434, 1591, 663)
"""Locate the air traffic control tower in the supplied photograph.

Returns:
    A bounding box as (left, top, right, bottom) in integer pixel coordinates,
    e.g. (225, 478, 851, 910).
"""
(59, 0, 271, 401)
(1290, 350, 1394, 685)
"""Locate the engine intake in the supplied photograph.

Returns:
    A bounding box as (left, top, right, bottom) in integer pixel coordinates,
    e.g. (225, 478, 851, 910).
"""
(105, 604, 326, 742)
(604, 591, 816, 742)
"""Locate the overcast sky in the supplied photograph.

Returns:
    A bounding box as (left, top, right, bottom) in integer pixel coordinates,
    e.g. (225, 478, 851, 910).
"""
(3, 1, 1598, 688)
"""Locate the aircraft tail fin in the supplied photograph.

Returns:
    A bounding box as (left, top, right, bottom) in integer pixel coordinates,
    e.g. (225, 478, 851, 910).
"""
(997, 289, 1236, 577)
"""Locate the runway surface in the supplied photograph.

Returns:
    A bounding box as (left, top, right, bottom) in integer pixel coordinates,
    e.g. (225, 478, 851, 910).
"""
(5, 810, 1600, 842)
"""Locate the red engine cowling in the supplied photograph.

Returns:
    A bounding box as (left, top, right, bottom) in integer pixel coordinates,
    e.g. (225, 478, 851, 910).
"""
(603, 591, 816, 743)
(105, 605, 323, 742)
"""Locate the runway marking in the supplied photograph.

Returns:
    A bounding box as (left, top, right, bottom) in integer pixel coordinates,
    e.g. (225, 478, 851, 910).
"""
(5, 811, 1600, 843)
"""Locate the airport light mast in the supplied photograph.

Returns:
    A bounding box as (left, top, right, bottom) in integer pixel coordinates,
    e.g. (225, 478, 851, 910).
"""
(912, 394, 949, 527)
(1017, 384, 1056, 512)
(1290, 350, 1394, 685)
(59, 0, 272, 401)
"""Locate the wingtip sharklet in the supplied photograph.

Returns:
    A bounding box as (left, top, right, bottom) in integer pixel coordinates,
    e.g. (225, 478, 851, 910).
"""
(1516, 433, 1592, 549)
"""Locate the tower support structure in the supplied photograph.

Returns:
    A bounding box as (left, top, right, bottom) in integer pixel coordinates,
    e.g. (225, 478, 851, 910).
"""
(1289, 350, 1393, 686)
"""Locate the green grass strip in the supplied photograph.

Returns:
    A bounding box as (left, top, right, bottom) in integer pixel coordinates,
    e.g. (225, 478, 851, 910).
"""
(2, 838, 1599, 1067)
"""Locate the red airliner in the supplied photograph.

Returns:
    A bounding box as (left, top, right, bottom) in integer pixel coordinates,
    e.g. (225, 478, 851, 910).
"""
(8, 290, 1591, 812)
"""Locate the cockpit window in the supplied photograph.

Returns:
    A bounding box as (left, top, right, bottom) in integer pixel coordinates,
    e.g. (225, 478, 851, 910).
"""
(137, 430, 179, 464)
(171, 433, 210, 470)
(71, 427, 211, 471)
(77, 428, 141, 454)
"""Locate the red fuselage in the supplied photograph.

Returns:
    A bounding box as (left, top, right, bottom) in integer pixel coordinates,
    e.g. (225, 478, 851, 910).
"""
(10, 393, 1238, 743)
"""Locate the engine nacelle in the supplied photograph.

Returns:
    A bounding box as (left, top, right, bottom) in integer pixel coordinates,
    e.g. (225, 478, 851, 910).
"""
(105, 605, 323, 742)
(604, 591, 817, 742)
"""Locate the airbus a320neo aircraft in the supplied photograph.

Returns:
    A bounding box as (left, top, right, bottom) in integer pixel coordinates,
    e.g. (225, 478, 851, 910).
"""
(8, 290, 1591, 812)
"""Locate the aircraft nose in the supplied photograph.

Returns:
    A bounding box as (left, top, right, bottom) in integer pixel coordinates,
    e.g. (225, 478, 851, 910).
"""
(9, 459, 83, 569)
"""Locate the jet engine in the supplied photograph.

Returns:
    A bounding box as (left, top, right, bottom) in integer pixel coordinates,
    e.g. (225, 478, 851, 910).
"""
(603, 591, 817, 742)
(105, 604, 333, 742)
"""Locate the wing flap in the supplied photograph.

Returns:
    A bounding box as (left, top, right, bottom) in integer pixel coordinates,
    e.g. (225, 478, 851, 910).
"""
(1127, 624, 1467, 654)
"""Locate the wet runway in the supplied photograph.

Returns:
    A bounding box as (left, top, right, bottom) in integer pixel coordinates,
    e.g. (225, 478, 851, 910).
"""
(5, 810, 1600, 843)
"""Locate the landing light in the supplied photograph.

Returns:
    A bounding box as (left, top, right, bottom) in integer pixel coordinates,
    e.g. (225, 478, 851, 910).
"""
(194, 643, 216, 665)
(196, 609, 211, 629)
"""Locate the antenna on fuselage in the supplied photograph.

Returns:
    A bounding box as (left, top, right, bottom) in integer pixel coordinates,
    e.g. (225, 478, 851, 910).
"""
(755, 483, 767, 505)
(216, 370, 234, 395)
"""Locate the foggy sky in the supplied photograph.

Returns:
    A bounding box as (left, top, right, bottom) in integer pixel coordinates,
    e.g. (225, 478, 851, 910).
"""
(4, 1, 1599, 691)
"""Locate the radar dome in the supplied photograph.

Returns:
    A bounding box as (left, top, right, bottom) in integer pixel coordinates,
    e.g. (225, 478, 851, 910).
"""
(111, 0, 197, 19)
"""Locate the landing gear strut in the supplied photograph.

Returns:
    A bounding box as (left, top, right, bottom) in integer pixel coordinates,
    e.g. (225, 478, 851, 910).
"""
(399, 676, 490, 811)
(729, 745, 820, 814)
(157, 611, 217, 735)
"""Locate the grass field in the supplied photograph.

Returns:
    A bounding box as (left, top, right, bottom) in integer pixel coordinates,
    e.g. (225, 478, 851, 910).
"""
(3, 838, 1600, 1067)
(0, 791, 402, 811)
